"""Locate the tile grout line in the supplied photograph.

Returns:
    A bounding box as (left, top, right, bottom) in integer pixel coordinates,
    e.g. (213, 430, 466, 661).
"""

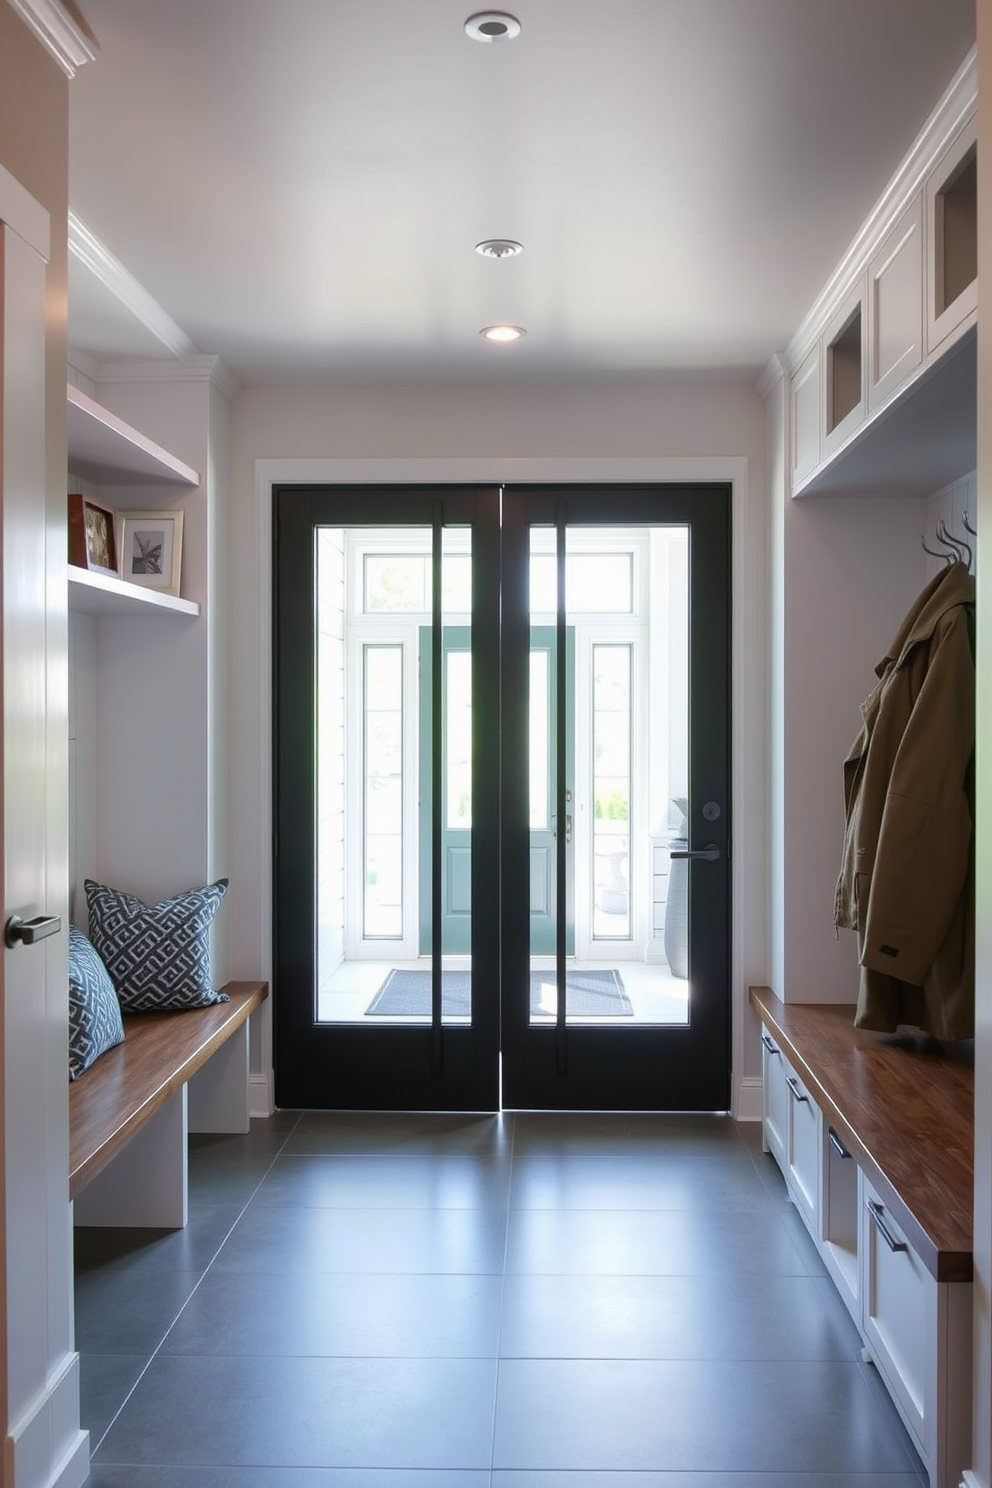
(84, 1110, 305, 1459)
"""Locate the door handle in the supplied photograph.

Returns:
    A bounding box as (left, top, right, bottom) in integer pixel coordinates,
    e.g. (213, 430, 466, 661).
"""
(5, 913, 62, 949)
(670, 842, 720, 862)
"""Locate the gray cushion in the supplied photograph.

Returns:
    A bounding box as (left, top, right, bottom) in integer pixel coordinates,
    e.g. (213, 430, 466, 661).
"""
(68, 923, 125, 1080)
(84, 877, 229, 1012)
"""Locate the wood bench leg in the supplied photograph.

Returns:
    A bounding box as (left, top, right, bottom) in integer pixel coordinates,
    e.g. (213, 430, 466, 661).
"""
(188, 1019, 251, 1133)
(73, 1087, 188, 1228)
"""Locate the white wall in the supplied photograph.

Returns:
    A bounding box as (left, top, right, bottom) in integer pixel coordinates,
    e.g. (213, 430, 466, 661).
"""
(228, 377, 771, 1106)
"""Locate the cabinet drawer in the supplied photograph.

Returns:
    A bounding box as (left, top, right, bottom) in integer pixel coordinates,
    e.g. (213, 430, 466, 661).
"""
(860, 1179, 927, 1451)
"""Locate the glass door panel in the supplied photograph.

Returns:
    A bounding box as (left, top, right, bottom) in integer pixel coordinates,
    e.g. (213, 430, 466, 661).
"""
(275, 486, 499, 1110)
(501, 487, 728, 1110)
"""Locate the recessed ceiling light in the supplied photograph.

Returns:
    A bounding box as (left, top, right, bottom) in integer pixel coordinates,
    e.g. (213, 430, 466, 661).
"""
(480, 324, 526, 342)
(475, 238, 524, 259)
(465, 12, 521, 42)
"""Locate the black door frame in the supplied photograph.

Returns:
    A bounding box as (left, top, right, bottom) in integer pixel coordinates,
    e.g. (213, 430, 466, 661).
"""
(272, 482, 731, 1112)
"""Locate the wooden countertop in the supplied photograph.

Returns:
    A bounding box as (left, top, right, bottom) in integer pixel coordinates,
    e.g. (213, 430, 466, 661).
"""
(749, 986, 973, 1283)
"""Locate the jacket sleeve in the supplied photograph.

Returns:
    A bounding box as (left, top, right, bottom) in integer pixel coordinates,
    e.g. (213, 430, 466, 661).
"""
(861, 605, 974, 985)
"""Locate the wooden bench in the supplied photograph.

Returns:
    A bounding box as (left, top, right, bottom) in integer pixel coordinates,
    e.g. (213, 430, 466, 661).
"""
(749, 985, 973, 1488)
(70, 980, 268, 1228)
(749, 985, 973, 1280)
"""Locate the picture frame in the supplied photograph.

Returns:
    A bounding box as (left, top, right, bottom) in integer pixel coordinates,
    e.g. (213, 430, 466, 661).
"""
(68, 493, 118, 577)
(117, 510, 184, 596)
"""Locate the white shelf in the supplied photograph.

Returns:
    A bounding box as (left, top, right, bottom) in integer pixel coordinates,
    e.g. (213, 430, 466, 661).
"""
(67, 384, 200, 488)
(794, 324, 976, 498)
(68, 566, 199, 618)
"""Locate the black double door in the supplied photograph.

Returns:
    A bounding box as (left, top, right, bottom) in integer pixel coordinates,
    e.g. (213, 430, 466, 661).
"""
(274, 483, 730, 1111)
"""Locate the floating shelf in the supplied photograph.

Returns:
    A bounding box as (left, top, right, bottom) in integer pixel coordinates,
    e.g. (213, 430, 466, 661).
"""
(67, 384, 200, 488)
(68, 566, 199, 618)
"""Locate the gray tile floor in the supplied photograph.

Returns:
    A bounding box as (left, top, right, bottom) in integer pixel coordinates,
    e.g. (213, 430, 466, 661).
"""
(74, 1112, 928, 1487)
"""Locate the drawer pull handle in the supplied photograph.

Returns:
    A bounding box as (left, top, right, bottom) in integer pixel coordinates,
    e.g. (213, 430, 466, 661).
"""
(786, 1075, 808, 1103)
(761, 1032, 779, 1055)
(868, 1199, 907, 1253)
(828, 1129, 852, 1159)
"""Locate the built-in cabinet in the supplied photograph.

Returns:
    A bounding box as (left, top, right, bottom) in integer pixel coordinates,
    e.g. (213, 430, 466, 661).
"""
(789, 58, 977, 499)
(760, 1032, 970, 1488)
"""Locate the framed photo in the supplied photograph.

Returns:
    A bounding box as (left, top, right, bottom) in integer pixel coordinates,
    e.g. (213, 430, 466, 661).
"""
(68, 494, 118, 576)
(117, 510, 184, 596)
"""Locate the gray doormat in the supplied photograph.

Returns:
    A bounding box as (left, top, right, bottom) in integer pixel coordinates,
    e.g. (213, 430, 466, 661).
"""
(366, 967, 632, 1017)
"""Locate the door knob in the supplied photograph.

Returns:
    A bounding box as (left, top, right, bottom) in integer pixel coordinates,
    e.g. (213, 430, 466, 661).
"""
(4, 914, 62, 949)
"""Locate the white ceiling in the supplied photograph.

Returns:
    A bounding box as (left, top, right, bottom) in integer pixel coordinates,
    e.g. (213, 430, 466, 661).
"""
(67, 0, 976, 387)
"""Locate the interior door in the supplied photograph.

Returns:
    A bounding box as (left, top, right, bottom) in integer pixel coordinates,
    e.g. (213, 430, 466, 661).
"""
(273, 482, 730, 1111)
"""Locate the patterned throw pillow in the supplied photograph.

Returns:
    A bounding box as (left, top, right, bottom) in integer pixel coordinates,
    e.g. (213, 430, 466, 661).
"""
(68, 923, 125, 1080)
(84, 877, 230, 1012)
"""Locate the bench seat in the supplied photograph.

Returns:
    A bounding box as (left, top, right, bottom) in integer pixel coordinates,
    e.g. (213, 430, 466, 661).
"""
(749, 985, 972, 1282)
(70, 979, 267, 1224)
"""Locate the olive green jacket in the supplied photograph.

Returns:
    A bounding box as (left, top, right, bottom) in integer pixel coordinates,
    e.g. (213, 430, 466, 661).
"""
(834, 560, 975, 1039)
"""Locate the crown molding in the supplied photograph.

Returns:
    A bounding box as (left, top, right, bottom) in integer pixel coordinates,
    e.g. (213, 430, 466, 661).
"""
(69, 212, 198, 359)
(755, 353, 787, 402)
(6, 0, 97, 76)
(785, 44, 977, 373)
(95, 354, 243, 402)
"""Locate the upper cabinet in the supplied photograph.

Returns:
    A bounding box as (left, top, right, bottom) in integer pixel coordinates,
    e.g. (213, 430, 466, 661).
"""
(926, 114, 977, 356)
(66, 383, 200, 617)
(787, 50, 976, 499)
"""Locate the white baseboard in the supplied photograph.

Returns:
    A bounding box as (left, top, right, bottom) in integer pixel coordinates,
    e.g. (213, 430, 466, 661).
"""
(734, 1075, 763, 1123)
(8, 1349, 90, 1488)
(250, 1069, 275, 1118)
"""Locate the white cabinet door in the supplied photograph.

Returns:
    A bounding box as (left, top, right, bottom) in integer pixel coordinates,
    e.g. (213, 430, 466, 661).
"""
(868, 196, 923, 412)
(790, 345, 821, 490)
(760, 1028, 788, 1168)
(784, 1062, 819, 1235)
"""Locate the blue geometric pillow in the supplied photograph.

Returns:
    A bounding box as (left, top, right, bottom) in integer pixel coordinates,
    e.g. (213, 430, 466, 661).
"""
(68, 923, 125, 1080)
(84, 877, 230, 1012)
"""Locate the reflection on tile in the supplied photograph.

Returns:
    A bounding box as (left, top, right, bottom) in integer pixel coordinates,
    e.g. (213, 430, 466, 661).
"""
(211, 1202, 508, 1275)
(499, 1271, 861, 1360)
(86, 1470, 490, 1488)
(162, 1270, 503, 1358)
(254, 1152, 512, 1209)
(504, 1204, 817, 1276)
(508, 1112, 749, 1156)
(492, 1474, 928, 1487)
(509, 1151, 774, 1210)
(96, 1354, 499, 1469)
(286, 1112, 509, 1157)
(492, 1359, 919, 1472)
